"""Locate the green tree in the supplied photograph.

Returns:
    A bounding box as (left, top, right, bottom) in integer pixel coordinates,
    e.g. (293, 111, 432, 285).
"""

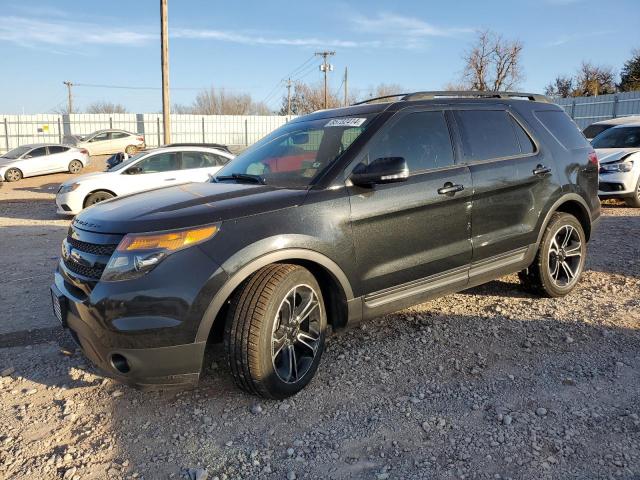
(619, 49, 640, 92)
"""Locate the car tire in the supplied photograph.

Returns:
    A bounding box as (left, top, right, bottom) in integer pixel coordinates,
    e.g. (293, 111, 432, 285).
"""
(84, 191, 115, 208)
(224, 264, 327, 399)
(125, 145, 138, 155)
(4, 168, 23, 182)
(624, 178, 640, 208)
(68, 160, 83, 174)
(518, 212, 586, 298)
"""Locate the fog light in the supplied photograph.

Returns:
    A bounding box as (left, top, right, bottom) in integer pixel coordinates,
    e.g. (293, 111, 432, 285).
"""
(111, 353, 130, 374)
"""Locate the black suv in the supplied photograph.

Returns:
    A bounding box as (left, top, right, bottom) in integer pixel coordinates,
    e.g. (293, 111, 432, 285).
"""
(51, 91, 600, 399)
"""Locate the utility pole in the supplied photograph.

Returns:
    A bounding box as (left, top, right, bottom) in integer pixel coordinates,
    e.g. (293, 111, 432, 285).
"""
(343, 67, 348, 107)
(315, 51, 335, 109)
(63, 81, 73, 114)
(160, 0, 171, 144)
(286, 78, 292, 116)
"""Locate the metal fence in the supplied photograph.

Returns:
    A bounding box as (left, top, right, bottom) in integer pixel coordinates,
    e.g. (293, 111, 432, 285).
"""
(554, 91, 640, 129)
(0, 113, 295, 154)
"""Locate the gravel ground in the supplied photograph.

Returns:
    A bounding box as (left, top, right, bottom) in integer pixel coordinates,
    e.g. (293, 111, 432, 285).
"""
(0, 165, 639, 480)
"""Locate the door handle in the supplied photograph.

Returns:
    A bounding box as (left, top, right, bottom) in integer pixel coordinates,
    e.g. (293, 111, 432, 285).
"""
(164, 178, 176, 181)
(532, 165, 552, 176)
(438, 182, 464, 195)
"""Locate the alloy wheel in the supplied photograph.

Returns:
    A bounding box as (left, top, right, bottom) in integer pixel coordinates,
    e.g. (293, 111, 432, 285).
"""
(69, 161, 82, 174)
(548, 224, 582, 288)
(271, 284, 322, 384)
(5, 169, 21, 182)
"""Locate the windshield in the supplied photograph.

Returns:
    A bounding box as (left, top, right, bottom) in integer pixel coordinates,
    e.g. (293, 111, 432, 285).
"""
(214, 115, 375, 188)
(107, 152, 146, 171)
(592, 126, 640, 149)
(2, 146, 31, 159)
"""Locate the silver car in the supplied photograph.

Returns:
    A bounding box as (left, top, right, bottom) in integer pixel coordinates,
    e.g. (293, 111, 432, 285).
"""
(0, 144, 90, 182)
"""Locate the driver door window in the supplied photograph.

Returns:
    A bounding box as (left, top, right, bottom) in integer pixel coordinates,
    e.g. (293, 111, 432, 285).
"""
(23, 147, 49, 173)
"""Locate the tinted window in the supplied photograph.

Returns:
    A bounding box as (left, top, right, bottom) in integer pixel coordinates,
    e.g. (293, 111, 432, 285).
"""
(455, 110, 521, 161)
(181, 152, 211, 169)
(28, 147, 48, 158)
(90, 133, 110, 142)
(132, 153, 178, 173)
(368, 111, 454, 173)
(511, 118, 536, 154)
(48, 146, 69, 154)
(204, 152, 229, 166)
(112, 132, 130, 139)
(583, 124, 613, 139)
(535, 110, 588, 150)
(591, 126, 640, 149)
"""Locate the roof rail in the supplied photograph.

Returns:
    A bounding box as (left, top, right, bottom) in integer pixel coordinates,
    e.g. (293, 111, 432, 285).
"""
(353, 90, 550, 106)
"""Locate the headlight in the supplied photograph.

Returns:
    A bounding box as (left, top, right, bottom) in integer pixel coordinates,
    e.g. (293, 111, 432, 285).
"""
(101, 224, 219, 281)
(58, 183, 80, 194)
(600, 160, 633, 173)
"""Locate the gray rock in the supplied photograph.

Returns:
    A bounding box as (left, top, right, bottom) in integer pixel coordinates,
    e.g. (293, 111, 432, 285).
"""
(250, 403, 263, 415)
(536, 408, 548, 417)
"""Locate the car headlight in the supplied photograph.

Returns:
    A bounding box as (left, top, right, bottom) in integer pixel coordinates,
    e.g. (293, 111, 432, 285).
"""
(600, 160, 633, 173)
(58, 183, 80, 194)
(101, 224, 220, 281)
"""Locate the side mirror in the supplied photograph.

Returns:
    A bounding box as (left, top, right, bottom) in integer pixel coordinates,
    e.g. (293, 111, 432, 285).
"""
(350, 157, 409, 187)
(126, 166, 142, 175)
(23, 154, 32, 159)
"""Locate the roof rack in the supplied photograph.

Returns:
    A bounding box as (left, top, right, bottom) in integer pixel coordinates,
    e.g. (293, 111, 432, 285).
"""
(353, 90, 550, 106)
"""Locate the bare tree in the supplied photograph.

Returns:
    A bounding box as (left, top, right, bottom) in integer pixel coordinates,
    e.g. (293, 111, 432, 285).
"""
(190, 87, 271, 115)
(574, 62, 616, 96)
(279, 81, 343, 115)
(85, 101, 128, 114)
(460, 30, 524, 91)
(544, 75, 574, 98)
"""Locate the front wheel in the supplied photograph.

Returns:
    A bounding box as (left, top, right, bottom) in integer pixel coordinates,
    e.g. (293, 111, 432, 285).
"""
(83, 190, 114, 208)
(68, 160, 83, 174)
(4, 168, 22, 182)
(518, 212, 586, 297)
(224, 264, 326, 399)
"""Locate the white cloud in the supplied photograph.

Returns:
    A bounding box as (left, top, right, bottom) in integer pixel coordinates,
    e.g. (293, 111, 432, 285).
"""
(351, 13, 473, 39)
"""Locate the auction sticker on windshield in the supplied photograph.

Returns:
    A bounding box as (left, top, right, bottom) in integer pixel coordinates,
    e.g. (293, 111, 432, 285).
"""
(325, 118, 367, 127)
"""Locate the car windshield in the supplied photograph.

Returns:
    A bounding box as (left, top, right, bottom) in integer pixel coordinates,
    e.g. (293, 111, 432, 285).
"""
(107, 152, 146, 171)
(592, 126, 640, 148)
(213, 115, 375, 188)
(2, 146, 32, 159)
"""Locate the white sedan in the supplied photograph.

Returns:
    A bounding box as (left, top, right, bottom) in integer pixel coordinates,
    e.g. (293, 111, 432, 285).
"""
(75, 129, 146, 156)
(56, 145, 233, 214)
(0, 144, 90, 182)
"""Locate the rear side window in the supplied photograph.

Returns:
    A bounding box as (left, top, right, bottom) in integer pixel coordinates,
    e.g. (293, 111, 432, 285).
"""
(511, 118, 536, 154)
(368, 111, 454, 173)
(47, 146, 69, 154)
(454, 110, 521, 161)
(535, 110, 588, 150)
(583, 123, 613, 139)
(112, 132, 130, 139)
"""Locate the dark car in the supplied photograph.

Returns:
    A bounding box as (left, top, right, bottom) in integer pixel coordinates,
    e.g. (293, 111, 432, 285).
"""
(51, 91, 600, 399)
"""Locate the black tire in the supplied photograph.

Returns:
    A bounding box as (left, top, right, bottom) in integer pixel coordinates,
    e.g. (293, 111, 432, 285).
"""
(68, 160, 83, 174)
(224, 264, 327, 399)
(624, 178, 640, 208)
(518, 212, 586, 298)
(125, 145, 138, 155)
(84, 191, 115, 208)
(4, 168, 23, 182)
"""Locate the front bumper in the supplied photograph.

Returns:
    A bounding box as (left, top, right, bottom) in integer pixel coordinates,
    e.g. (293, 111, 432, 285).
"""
(56, 190, 84, 215)
(598, 170, 638, 198)
(50, 240, 228, 389)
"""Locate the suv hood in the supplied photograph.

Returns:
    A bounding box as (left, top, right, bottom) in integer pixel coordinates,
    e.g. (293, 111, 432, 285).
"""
(73, 182, 308, 234)
(595, 148, 640, 164)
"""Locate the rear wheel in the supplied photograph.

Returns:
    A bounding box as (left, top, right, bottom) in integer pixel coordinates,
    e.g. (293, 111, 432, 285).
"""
(84, 190, 114, 208)
(624, 178, 640, 208)
(518, 212, 586, 297)
(224, 264, 326, 399)
(125, 145, 138, 155)
(68, 160, 83, 174)
(4, 168, 22, 182)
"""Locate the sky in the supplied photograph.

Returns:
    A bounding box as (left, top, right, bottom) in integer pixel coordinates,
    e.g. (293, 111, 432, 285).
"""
(0, 0, 638, 114)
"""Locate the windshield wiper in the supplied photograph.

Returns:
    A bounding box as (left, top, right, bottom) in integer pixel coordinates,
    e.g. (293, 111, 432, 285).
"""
(215, 173, 266, 184)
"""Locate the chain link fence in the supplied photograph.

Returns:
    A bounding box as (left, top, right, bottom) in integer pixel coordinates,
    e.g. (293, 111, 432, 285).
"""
(0, 113, 294, 154)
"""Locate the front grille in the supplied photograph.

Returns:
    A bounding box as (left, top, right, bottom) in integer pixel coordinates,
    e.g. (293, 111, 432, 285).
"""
(63, 258, 106, 279)
(67, 237, 117, 256)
